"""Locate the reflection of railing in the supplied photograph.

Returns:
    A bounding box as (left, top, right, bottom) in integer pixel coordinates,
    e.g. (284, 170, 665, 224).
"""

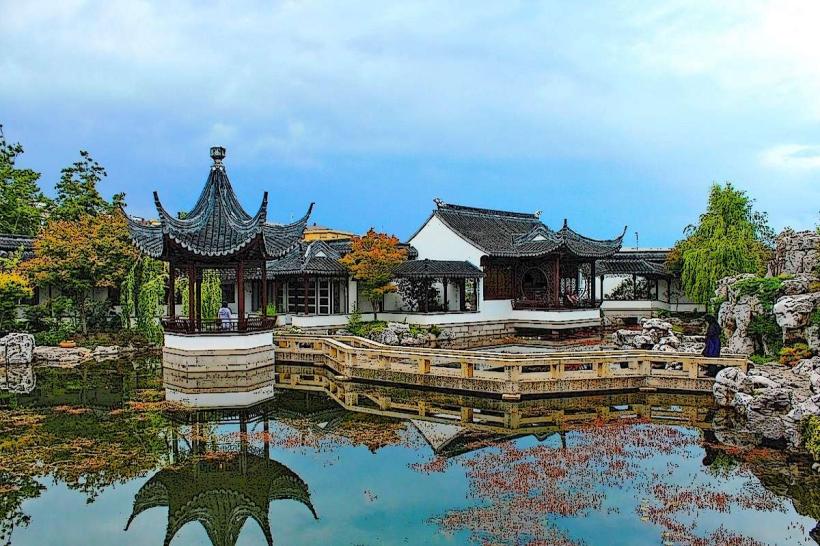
(274, 334, 748, 397)
(512, 299, 599, 311)
(162, 317, 275, 334)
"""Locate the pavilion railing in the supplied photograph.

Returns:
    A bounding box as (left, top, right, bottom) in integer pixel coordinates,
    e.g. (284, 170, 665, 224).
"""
(162, 316, 276, 334)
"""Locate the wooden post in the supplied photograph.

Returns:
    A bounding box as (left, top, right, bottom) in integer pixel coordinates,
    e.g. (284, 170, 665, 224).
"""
(261, 260, 268, 316)
(187, 264, 195, 332)
(168, 262, 176, 319)
(459, 279, 466, 311)
(237, 262, 245, 329)
(554, 255, 561, 307)
(655, 278, 660, 301)
(443, 277, 449, 311)
(590, 260, 596, 305)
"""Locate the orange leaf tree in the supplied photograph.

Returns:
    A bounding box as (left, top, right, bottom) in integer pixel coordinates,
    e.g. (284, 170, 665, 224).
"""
(340, 229, 407, 319)
(22, 212, 138, 332)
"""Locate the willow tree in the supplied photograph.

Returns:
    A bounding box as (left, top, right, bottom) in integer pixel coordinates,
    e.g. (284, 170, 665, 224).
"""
(121, 257, 167, 344)
(668, 183, 772, 307)
(175, 270, 222, 319)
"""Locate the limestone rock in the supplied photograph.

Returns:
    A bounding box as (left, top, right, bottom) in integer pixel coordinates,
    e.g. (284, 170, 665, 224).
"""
(713, 367, 753, 406)
(91, 345, 119, 358)
(0, 333, 35, 364)
(371, 328, 399, 346)
(387, 322, 410, 333)
(807, 325, 820, 353)
(641, 318, 673, 331)
(33, 345, 92, 365)
(774, 292, 820, 330)
(746, 387, 792, 441)
(793, 356, 820, 376)
(751, 375, 781, 390)
(769, 229, 820, 276)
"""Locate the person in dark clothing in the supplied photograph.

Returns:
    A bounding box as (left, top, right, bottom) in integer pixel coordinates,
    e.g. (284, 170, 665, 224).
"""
(703, 314, 722, 357)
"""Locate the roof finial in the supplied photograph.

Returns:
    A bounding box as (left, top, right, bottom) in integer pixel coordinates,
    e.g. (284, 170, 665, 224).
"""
(433, 197, 444, 207)
(562, 218, 568, 228)
(210, 146, 226, 169)
(534, 210, 542, 219)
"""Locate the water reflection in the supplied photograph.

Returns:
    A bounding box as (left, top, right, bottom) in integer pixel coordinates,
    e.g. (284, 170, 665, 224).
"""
(2, 357, 820, 545)
(0, 364, 35, 394)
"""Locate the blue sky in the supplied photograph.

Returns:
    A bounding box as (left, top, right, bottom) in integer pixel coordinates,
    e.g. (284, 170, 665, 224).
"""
(2, 1, 819, 246)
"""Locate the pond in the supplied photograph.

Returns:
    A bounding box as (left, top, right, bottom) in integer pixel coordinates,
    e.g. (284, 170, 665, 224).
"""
(1, 356, 819, 546)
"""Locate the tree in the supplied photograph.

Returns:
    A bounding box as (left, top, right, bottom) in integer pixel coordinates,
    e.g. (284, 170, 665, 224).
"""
(0, 251, 32, 331)
(667, 182, 773, 307)
(340, 229, 407, 319)
(22, 212, 138, 332)
(0, 125, 50, 235)
(52, 150, 124, 221)
(397, 277, 439, 311)
(121, 256, 167, 344)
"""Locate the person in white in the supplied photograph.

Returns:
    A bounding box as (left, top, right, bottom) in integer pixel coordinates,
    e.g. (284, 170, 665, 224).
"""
(218, 302, 232, 330)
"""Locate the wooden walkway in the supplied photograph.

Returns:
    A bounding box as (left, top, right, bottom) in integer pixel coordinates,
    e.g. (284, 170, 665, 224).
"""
(274, 334, 748, 398)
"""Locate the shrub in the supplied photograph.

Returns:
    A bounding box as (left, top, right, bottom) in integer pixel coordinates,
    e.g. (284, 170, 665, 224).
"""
(428, 324, 442, 337)
(33, 322, 77, 346)
(779, 343, 813, 366)
(801, 416, 820, 460)
(347, 306, 363, 335)
(748, 315, 783, 356)
(749, 354, 776, 366)
(732, 275, 786, 311)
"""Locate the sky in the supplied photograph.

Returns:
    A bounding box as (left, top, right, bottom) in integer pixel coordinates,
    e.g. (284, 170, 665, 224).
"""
(2, 0, 820, 246)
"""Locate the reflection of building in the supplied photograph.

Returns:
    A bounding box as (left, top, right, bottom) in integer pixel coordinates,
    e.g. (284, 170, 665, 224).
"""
(126, 453, 317, 546)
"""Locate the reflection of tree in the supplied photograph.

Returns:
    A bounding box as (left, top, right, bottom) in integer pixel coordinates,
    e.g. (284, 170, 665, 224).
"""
(0, 360, 171, 545)
(126, 453, 317, 546)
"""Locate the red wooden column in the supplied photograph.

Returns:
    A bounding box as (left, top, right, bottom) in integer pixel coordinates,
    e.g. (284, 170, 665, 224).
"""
(187, 264, 195, 332)
(237, 262, 245, 330)
(260, 260, 268, 316)
(553, 255, 560, 307)
(168, 262, 176, 319)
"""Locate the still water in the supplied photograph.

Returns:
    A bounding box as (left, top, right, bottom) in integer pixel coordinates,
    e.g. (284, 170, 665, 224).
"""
(1, 356, 819, 546)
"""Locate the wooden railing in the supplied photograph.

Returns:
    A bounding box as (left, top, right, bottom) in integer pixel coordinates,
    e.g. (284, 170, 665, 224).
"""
(512, 298, 599, 311)
(163, 316, 275, 334)
(274, 334, 748, 396)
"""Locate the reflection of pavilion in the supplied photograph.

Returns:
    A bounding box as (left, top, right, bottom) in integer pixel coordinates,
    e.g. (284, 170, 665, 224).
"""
(126, 453, 317, 546)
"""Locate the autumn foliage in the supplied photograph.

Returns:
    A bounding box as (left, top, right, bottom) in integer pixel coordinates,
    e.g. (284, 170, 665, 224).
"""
(340, 228, 407, 317)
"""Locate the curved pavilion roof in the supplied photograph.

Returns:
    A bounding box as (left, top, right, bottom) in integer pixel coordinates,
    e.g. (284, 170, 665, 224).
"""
(125, 147, 312, 262)
(125, 454, 317, 546)
(421, 201, 626, 259)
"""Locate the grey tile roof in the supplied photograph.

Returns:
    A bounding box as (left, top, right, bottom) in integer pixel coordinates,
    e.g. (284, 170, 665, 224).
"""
(125, 155, 311, 260)
(430, 202, 625, 258)
(0, 234, 35, 259)
(266, 241, 349, 277)
(597, 258, 668, 276)
(394, 259, 484, 279)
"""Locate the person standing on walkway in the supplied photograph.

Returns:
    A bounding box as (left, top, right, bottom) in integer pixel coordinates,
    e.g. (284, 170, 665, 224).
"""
(703, 315, 721, 357)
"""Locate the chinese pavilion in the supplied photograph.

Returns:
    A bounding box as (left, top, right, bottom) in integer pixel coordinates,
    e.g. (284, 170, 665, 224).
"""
(125, 146, 312, 333)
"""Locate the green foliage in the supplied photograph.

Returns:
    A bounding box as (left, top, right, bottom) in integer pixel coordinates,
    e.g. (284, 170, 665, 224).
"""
(200, 270, 221, 320)
(347, 305, 363, 334)
(811, 307, 820, 327)
(732, 275, 786, 311)
(51, 151, 124, 221)
(669, 183, 773, 306)
(749, 354, 776, 366)
(121, 257, 167, 345)
(779, 343, 813, 366)
(748, 314, 782, 356)
(801, 416, 820, 461)
(397, 278, 438, 311)
(428, 324, 442, 337)
(265, 303, 277, 317)
(0, 125, 50, 236)
(33, 322, 77, 346)
(0, 251, 32, 332)
(84, 299, 119, 332)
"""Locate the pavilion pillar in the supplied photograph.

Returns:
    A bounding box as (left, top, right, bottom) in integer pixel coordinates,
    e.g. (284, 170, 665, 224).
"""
(590, 260, 596, 305)
(600, 275, 605, 301)
(187, 264, 195, 332)
(237, 262, 245, 329)
(459, 279, 466, 311)
(443, 277, 449, 311)
(168, 262, 176, 319)
(553, 255, 560, 307)
(272, 280, 279, 312)
(261, 260, 268, 316)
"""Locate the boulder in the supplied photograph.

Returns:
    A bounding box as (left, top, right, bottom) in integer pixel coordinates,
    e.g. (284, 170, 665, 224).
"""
(746, 387, 793, 441)
(769, 229, 820, 276)
(780, 273, 817, 296)
(773, 292, 820, 330)
(751, 375, 781, 390)
(91, 345, 119, 358)
(33, 345, 92, 365)
(371, 328, 399, 346)
(793, 356, 820, 376)
(807, 325, 820, 353)
(811, 372, 820, 395)
(0, 333, 35, 364)
(387, 322, 411, 333)
(713, 367, 753, 406)
(641, 318, 673, 331)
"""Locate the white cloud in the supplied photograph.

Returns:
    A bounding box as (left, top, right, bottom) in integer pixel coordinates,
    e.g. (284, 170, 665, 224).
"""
(761, 144, 820, 171)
